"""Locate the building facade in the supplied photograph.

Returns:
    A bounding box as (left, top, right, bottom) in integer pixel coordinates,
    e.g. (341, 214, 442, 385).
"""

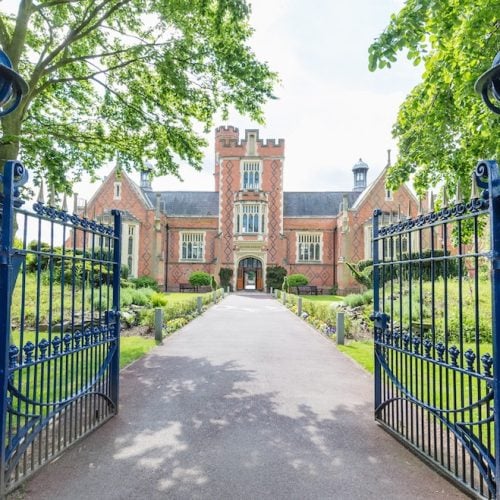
(83, 126, 419, 293)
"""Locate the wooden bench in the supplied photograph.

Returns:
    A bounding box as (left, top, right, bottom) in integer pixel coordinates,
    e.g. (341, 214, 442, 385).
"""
(179, 283, 198, 292)
(295, 285, 320, 295)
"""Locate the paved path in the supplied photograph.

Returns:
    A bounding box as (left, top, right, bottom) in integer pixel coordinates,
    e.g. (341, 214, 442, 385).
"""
(20, 294, 464, 499)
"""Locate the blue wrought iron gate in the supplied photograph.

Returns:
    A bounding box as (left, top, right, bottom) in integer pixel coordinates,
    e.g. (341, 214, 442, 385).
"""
(372, 160, 500, 498)
(0, 160, 121, 494)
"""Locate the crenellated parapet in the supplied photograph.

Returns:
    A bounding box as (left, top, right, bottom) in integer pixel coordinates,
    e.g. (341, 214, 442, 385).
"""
(215, 126, 284, 155)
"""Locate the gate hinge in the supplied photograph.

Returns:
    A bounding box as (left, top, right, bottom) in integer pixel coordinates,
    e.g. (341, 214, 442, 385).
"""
(370, 311, 390, 335)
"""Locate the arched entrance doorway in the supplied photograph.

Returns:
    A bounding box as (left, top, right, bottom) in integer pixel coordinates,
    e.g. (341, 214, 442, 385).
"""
(237, 257, 263, 291)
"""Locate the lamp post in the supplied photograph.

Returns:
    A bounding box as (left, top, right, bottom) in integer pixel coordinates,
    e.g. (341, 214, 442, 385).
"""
(475, 51, 500, 115)
(0, 49, 28, 117)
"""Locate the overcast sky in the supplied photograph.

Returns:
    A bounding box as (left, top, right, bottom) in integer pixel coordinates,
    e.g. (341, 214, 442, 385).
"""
(3, 0, 422, 196)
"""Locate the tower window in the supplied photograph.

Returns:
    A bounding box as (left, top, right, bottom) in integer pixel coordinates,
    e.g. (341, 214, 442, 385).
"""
(385, 185, 393, 201)
(242, 161, 261, 190)
(236, 203, 265, 233)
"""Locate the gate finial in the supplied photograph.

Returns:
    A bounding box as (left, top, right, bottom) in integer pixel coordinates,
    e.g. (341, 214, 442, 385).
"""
(455, 182, 463, 203)
(471, 174, 479, 199)
(37, 180, 44, 204)
(442, 186, 448, 207)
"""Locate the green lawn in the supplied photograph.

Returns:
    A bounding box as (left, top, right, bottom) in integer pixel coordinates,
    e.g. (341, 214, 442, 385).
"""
(120, 336, 157, 368)
(337, 340, 374, 373)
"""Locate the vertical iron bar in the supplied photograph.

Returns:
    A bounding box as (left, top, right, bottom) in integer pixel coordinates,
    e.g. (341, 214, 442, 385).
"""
(110, 210, 122, 410)
(372, 210, 381, 413)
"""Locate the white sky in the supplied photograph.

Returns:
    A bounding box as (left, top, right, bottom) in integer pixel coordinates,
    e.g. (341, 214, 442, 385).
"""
(3, 0, 422, 196)
(136, 0, 422, 194)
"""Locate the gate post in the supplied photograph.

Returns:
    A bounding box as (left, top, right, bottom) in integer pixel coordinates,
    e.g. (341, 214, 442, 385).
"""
(372, 209, 382, 413)
(483, 160, 500, 496)
(0, 161, 17, 495)
(110, 209, 122, 412)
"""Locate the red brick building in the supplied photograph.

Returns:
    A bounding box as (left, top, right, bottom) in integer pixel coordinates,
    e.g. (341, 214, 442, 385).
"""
(83, 126, 419, 293)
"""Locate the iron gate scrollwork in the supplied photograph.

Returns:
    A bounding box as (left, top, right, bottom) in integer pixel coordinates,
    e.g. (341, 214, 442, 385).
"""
(0, 160, 122, 494)
(372, 160, 500, 498)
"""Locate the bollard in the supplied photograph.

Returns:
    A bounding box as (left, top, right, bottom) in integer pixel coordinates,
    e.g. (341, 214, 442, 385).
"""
(213, 290, 217, 303)
(298, 297, 302, 317)
(282, 291, 286, 305)
(197, 296, 203, 314)
(154, 308, 164, 342)
(226, 286, 230, 295)
(270, 287, 273, 295)
(336, 311, 345, 345)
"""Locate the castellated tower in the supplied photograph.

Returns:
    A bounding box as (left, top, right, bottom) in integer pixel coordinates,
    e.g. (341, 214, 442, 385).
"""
(214, 126, 285, 291)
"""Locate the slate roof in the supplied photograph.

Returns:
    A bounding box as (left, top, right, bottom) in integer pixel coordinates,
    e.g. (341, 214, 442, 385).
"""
(146, 191, 219, 217)
(145, 190, 361, 217)
(283, 192, 360, 217)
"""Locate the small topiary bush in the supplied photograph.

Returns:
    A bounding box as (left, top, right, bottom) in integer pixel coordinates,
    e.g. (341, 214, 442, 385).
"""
(219, 267, 233, 289)
(286, 274, 309, 291)
(188, 271, 211, 287)
(266, 265, 287, 290)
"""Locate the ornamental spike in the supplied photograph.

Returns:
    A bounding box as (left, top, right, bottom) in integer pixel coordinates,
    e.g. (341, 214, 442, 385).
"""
(455, 182, 463, 203)
(37, 180, 44, 203)
(471, 173, 479, 199)
(442, 186, 448, 207)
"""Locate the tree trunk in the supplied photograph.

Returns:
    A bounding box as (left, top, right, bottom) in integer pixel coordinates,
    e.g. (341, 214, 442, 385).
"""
(0, 112, 22, 164)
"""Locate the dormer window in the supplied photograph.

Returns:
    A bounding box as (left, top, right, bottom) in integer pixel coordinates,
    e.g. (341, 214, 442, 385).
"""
(242, 160, 261, 190)
(114, 182, 121, 200)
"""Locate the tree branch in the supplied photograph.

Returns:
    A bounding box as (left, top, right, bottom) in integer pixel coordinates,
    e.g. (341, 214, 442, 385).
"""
(0, 15, 11, 47)
(33, 0, 81, 11)
(43, 43, 163, 76)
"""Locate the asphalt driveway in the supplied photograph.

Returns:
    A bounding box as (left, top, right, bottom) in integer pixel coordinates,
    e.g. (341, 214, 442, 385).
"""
(19, 293, 465, 499)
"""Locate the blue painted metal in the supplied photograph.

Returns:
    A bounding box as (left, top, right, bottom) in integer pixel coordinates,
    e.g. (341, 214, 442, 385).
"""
(0, 161, 122, 494)
(372, 160, 500, 498)
(0, 49, 28, 117)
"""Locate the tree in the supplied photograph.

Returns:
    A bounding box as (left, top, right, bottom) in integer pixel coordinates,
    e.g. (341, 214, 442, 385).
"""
(369, 0, 499, 195)
(0, 0, 277, 191)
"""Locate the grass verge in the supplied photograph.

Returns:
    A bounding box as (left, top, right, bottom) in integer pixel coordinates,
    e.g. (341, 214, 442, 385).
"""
(337, 340, 374, 373)
(120, 336, 157, 369)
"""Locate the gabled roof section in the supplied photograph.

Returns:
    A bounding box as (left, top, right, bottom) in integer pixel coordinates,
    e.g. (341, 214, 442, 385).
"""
(283, 192, 360, 217)
(145, 191, 219, 217)
(350, 166, 418, 210)
(86, 166, 154, 210)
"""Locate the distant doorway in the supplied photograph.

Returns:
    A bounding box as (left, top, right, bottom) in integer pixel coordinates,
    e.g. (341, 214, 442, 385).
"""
(237, 258, 263, 291)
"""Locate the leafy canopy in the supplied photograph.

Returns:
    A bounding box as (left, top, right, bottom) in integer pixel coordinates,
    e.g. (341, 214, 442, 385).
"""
(369, 0, 499, 195)
(0, 0, 277, 191)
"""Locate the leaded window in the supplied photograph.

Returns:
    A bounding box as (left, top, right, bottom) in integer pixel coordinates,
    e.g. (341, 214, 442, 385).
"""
(242, 161, 261, 190)
(181, 232, 204, 260)
(297, 233, 321, 262)
(236, 204, 264, 233)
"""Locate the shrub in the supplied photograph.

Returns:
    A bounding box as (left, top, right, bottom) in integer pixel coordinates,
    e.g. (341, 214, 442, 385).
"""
(131, 275, 160, 291)
(344, 293, 365, 308)
(211, 275, 217, 290)
(188, 271, 211, 287)
(121, 265, 130, 280)
(286, 274, 308, 291)
(120, 288, 133, 307)
(131, 289, 152, 306)
(266, 265, 287, 290)
(219, 267, 233, 289)
(151, 292, 168, 307)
